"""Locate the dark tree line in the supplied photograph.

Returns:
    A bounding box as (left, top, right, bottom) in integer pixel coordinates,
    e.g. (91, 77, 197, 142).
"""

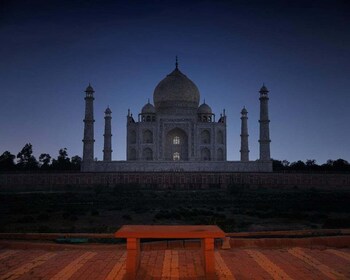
(273, 158, 350, 172)
(1, 144, 349, 173)
(0, 143, 81, 171)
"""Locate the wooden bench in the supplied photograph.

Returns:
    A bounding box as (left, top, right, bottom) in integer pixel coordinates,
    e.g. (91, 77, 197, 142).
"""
(114, 225, 225, 279)
(115, 225, 225, 280)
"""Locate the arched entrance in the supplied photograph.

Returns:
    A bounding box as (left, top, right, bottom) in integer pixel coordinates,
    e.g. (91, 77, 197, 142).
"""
(165, 128, 188, 161)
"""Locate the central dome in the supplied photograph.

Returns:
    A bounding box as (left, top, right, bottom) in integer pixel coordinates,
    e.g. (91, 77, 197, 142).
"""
(153, 67, 200, 112)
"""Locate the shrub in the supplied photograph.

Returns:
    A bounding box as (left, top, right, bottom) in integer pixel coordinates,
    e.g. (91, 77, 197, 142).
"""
(323, 217, 350, 228)
(17, 215, 35, 223)
(62, 212, 70, 219)
(37, 225, 52, 233)
(122, 214, 132, 220)
(37, 213, 50, 221)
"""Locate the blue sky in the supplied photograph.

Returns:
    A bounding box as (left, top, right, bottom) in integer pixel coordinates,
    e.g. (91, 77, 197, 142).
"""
(1, 0, 349, 164)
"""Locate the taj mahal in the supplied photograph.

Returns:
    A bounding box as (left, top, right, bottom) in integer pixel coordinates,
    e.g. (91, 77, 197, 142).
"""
(81, 60, 272, 172)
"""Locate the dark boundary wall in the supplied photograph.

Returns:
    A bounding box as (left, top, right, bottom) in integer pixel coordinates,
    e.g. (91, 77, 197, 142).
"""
(1, 172, 350, 191)
(0, 229, 350, 249)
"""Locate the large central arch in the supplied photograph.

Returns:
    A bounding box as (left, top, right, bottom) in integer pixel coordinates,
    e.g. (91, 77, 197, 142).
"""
(165, 128, 189, 161)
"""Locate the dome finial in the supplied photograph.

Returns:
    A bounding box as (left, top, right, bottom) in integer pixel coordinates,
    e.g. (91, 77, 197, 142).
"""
(148, 98, 150, 104)
(204, 98, 206, 104)
(175, 55, 178, 69)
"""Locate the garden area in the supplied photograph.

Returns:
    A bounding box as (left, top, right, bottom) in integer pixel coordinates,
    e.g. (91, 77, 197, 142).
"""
(1, 185, 350, 233)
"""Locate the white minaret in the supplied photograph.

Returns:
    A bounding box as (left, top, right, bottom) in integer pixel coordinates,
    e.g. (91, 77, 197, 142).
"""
(259, 84, 271, 161)
(82, 84, 95, 163)
(240, 106, 249, 161)
(103, 107, 112, 161)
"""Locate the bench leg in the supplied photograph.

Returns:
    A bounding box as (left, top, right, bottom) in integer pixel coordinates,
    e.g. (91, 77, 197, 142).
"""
(126, 238, 140, 280)
(202, 238, 216, 280)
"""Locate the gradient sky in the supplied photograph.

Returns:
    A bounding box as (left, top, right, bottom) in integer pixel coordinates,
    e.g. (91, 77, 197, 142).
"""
(1, 0, 349, 164)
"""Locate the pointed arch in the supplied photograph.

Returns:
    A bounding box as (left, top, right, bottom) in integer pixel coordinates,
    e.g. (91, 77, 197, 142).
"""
(217, 130, 224, 144)
(143, 148, 153, 160)
(165, 128, 188, 161)
(201, 130, 210, 144)
(129, 148, 136, 160)
(201, 148, 211, 161)
(217, 148, 224, 161)
(130, 130, 136, 144)
(143, 130, 153, 143)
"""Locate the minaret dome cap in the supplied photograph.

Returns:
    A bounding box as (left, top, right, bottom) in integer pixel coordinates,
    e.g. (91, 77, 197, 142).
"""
(105, 107, 112, 114)
(259, 84, 269, 94)
(85, 83, 94, 92)
(241, 107, 248, 114)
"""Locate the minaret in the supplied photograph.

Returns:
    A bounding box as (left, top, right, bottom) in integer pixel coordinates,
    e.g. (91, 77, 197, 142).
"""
(259, 84, 271, 161)
(82, 84, 95, 163)
(103, 107, 112, 161)
(240, 107, 249, 161)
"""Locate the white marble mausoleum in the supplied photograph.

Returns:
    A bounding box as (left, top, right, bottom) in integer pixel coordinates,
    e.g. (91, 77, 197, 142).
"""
(81, 60, 272, 172)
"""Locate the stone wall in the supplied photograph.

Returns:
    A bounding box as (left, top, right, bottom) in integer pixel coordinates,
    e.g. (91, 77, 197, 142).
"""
(1, 171, 350, 191)
(82, 160, 273, 172)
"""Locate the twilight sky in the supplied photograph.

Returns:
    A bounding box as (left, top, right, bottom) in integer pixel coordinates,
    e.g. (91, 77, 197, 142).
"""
(1, 0, 349, 164)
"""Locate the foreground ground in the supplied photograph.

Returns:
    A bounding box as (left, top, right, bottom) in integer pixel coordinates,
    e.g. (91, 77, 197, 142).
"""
(1, 188, 350, 233)
(0, 242, 349, 279)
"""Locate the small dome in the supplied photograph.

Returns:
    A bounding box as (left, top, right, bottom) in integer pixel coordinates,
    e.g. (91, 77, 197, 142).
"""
(105, 107, 112, 114)
(141, 102, 156, 114)
(198, 102, 212, 114)
(85, 83, 94, 92)
(153, 67, 200, 112)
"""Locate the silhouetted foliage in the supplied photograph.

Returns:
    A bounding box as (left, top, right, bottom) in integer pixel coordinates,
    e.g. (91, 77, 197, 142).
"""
(273, 158, 350, 172)
(39, 153, 51, 170)
(290, 160, 306, 170)
(1, 145, 349, 173)
(51, 148, 71, 170)
(16, 143, 39, 170)
(272, 159, 284, 171)
(71, 155, 82, 170)
(0, 151, 16, 171)
(0, 145, 82, 172)
(332, 159, 350, 171)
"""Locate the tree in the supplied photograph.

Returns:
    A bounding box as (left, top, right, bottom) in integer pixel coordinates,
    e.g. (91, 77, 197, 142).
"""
(272, 159, 284, 171)
(51, 148, 71, 170)
(332, 159, 350, 171)
(305, 159, 319, 171)
(0, 151, 16, 171)
(71, 155, 82, 170)
(16, 143, 38, 170)
(290, 160, 306, 171)
(39, 153, 51, 169)
(306, 159, 316, 166)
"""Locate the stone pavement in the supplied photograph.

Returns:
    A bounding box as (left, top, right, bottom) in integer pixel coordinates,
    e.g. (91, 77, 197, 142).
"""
(0, 246, 350, 279)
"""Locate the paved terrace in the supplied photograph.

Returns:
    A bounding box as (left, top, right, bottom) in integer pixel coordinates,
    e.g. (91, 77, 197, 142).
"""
(0, 231, 350, 280)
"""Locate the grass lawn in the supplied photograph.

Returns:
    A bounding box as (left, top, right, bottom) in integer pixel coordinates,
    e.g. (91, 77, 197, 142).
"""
(1, 186, 350, 233)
